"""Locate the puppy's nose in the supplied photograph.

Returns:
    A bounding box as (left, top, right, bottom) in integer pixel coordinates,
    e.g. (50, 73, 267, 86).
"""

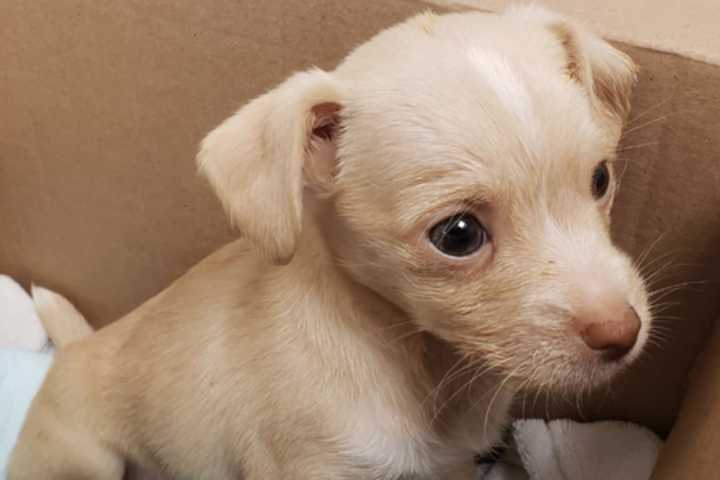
(576, 305, 640, 359)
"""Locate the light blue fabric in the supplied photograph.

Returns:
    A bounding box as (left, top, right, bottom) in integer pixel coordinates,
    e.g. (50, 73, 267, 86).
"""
(0, 348, 53, 479)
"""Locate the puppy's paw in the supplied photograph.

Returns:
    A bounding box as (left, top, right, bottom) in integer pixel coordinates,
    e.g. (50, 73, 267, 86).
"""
(31, 285, 92, 348)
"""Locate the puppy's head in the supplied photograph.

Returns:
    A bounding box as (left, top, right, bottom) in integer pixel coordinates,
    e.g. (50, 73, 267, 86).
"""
(198, 7, 647, 393)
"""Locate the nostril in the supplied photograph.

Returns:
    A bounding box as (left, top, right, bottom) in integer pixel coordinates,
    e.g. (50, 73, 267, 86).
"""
(579, 307, 641, 359)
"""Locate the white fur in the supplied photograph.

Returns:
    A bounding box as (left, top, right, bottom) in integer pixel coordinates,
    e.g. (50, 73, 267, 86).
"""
(467, 48, 536, 132)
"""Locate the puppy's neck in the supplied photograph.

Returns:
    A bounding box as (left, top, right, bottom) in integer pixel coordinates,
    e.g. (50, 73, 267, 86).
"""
(298, 195, 422, 351)
(287, 196, 501, 421)
(290, 199, 425, 363)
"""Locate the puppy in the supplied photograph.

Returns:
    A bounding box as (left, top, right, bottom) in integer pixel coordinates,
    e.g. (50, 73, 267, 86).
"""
(10, 6, 649, 480)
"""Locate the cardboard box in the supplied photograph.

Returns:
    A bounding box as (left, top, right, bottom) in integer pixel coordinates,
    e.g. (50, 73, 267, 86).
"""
(2, 0, 719, 476)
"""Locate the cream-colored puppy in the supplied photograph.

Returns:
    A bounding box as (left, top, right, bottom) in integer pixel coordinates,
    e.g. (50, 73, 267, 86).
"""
(10, 6, 648, 480)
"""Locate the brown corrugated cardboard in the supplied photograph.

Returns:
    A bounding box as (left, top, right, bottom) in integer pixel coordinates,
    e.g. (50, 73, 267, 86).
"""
(2, 0, 720, 472)
(651, 317, 720, 479)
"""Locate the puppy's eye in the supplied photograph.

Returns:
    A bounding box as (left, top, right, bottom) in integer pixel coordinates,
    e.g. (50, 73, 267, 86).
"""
(428, 213, 487, 257)
(591, 161, 611, 199)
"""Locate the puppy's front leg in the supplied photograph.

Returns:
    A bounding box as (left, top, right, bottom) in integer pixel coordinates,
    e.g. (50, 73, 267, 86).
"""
(8, 404, 124, 480)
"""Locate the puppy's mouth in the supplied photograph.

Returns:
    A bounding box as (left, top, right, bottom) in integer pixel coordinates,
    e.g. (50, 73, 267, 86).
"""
(513, 315, 649, 394)
(484, 348, 635, 400)
(452, 306, 651, 396)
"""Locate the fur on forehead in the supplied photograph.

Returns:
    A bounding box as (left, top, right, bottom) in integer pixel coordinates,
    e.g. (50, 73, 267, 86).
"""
(334, 11, 615, 224)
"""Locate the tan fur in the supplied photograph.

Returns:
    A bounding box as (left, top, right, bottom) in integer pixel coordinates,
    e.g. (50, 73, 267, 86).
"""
(10, 7, 648, 480)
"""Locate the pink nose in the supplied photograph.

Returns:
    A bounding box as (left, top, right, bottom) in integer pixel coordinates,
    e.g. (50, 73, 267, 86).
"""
(575, 305, 640, 359)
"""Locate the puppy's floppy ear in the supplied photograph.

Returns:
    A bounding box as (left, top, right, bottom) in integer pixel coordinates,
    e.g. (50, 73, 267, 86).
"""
(198, 69, 342, 264)
(509, 6, 637, 127)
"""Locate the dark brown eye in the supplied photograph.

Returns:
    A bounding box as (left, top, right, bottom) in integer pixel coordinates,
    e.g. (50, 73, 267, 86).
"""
(429, 213, 487, 257)
(591, 161, 611, 199)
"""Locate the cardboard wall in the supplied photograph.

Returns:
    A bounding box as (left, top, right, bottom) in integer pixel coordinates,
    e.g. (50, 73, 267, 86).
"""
(651, 315, 720, 479)
(432, 0, 720, 64)
(2, 0, 720, 436)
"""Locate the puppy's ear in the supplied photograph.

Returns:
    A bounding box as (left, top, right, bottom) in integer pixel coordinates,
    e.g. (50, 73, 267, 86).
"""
(198, 69, 342, 264)
(509, 6, 637, 126)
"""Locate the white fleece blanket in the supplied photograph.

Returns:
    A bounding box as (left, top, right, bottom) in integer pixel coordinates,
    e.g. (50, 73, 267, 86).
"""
(0, 275, 662, 480)
(0, 276, 54, 478)
(479, 419, 662, 480)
